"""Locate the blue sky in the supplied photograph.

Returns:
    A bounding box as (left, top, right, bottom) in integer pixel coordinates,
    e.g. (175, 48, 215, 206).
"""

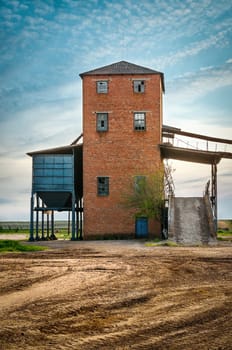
(0, 0, 231, 221)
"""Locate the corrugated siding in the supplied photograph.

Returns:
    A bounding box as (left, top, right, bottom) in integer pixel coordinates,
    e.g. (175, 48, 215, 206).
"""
(32, 155, 73, 191)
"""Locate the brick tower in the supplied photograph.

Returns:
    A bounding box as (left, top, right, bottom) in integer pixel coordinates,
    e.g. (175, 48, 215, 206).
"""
(80, 61, 165, 238)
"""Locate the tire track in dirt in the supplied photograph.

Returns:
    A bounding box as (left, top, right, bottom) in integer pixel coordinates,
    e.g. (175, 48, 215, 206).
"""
(0, 244, 231, 350)
(0, 250, 131, 316)
(74, 283, 231, 349)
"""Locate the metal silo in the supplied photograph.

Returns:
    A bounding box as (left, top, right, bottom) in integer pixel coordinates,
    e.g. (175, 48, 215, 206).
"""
(27, 141, 83, 241)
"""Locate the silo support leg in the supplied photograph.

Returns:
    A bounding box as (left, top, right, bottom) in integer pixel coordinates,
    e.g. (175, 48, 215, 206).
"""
(35, 194, 39, 240)
(50, 211, 56, 240)
(29, 195, 34, 241)
(79, 199, 83, 240)
(46, 212, 50, 240)
(76, 209, 79, 239)
(71, 192, 76, 240)
(41, 205, 45, 240)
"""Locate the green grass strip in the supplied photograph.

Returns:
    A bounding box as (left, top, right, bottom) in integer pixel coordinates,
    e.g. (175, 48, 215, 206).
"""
(0, 240, 47, 252)
(217, 230, 232, 236)
(145, 240, 178, 247)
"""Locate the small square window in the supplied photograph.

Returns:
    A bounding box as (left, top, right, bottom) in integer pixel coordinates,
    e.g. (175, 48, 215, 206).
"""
(97, 81, 108, 93)
(97, 177, 109, 196)
(134, 176, 146, 192)
(134, 112, 146, 131)
(134, 80, 145, 93)
(96, 113, 108, 132)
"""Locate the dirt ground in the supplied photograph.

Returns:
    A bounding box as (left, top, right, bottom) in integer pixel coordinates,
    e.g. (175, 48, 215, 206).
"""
(0, 240, 231, 350)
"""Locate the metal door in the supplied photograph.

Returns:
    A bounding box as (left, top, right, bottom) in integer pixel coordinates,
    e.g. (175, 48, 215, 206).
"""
(135, 217, 148, 238)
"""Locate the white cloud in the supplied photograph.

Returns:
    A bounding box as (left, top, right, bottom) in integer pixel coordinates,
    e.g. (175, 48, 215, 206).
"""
(152, 30, 231, 69)
(165, 63, 232, 106)
(0, 156, 31, 221)
(34, 1, 54, 16)
(1, 104, 82, 156)
(0, 80, 82, 160)
(200, 66, 214, 71)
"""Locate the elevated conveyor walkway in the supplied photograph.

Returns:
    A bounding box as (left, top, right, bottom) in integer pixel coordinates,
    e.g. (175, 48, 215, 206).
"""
(161, 125, 232, 235)
(161, 125, 232, 164)
(160, 144, 232, 164)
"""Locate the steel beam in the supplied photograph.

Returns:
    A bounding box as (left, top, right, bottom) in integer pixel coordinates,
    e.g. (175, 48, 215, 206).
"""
(29, 194, 34, 241)
(211, 163, 217, 230)
(71, 191, 76, 240)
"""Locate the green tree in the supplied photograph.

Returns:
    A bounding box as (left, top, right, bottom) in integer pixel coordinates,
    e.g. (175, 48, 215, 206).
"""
(122, 170, 164, 221)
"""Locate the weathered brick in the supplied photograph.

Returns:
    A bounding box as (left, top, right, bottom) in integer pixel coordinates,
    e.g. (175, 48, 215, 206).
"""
(82, 73, 163, 238)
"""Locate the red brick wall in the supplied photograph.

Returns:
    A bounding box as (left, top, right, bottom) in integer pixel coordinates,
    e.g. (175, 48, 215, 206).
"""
(82, 74, 163, 238)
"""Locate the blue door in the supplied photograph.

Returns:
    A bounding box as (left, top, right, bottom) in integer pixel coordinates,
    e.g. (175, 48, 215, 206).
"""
(135, 217, 148, 238)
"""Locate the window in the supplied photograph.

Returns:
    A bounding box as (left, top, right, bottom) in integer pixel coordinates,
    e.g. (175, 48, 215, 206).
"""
(97, 177, 109, 196)
(96, 113, 108, 132)
(97, 81, 108, 93)
(134, 112, 146, 131)
(134, 176, 146, 192)
(134, 80, 145, 93)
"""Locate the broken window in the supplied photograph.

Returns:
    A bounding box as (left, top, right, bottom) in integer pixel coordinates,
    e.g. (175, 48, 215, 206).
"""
(134, 175, 146, 192)
(97, 81, 108, 93)
(133, 80, 145, 93)
(134, 112, 146, 131)
(96, 113, 108, 132)
(97, 177, 109, 196)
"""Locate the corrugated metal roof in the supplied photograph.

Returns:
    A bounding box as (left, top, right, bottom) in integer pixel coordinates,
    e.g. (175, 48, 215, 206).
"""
(27, 143, 82, 156)
(80, 60, 165, 92)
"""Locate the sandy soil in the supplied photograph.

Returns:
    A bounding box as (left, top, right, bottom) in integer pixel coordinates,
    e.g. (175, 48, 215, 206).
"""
(0, 240, 231, 350)
(0, 234, 28, 240)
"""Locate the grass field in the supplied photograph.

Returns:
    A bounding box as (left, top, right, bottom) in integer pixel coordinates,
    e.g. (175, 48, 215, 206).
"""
(0, 221, 72, 240)
(0, 240, 47, 252)
(0, 220, 69, 230)
(0, 220, 231, 242)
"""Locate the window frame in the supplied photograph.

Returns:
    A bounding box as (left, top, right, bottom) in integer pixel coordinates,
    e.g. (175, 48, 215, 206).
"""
(133, 80, 145, 93)
(134, 175, 146, 192)
(97, 176, 109, 196)
(96, 80, 108, 94)
(96, 112, 108, 132)
(134, 112, 146, 131)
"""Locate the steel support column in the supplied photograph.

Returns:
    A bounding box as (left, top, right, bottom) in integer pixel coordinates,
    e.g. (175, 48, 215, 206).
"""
(51, 210, 56, 239)
(29, 193, 34, 241)
(211, 163, 217, 230)
(46, 211, 50, 239)
(79, 198, 83, 240)
(41, 202, 45, 239)
(76, 205, 79, 239)
(35, 194, 39, 240)
(71, 191, 76, 240)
